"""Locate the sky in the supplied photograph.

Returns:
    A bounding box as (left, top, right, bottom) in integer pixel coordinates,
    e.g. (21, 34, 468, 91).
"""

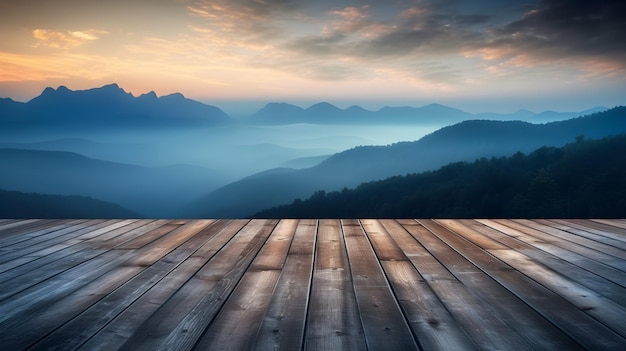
(1, 0, 625, 114)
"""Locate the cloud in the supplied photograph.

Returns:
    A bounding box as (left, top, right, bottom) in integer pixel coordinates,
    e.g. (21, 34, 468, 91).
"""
(32, 29, 108, 49)
(475, 0, 626, 72)
(184, 0, 301, 41)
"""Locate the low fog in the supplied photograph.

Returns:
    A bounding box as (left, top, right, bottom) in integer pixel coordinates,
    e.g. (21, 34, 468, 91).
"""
(0, 123, 439, 216)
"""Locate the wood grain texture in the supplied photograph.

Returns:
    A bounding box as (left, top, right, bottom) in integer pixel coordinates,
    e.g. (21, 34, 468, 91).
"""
(0, 219, 624, 350)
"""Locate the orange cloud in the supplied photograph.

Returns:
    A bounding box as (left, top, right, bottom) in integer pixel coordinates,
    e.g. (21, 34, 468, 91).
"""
(32, 29, 108, 49)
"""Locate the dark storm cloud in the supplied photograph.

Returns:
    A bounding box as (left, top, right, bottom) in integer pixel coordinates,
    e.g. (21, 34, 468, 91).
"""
(492, 0, 626, 60)
(279, 0, 626, 77)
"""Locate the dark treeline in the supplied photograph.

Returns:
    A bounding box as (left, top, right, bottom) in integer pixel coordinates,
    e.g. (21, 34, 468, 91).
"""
(254, 134, 626, 218)
(0, 189, 139, 218)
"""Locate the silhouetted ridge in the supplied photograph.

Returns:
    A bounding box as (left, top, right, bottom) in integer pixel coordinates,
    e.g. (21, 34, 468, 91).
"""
(0, 84, 230, 130)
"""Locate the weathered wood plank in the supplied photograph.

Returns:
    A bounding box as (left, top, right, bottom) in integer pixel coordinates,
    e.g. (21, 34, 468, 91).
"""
(363, 219, 477, 351)
(0, 220, 109, 272)
(456, 219, 626, 307)
(120, 219, 277, 351)
(0, 220, 151, 303)
(0, 218, 624, 351)
(305, 219, 366, 350)
(488, 248, 626, 338)
(479, 219, 626, 287)
(436, 219, 509, 250)
(79, 220, 248, 351)
(516, 219, 626, 259)
(254, 219, 317, 351)
(115, 221, 181, 249)
(30, 220, 219, 350)
(194, 219, 298, 350)
(0, 219, 47, 237)
(405, 220, 573, 350)
(0, 265, 144, 350)
(385, 220, 458, 282)
(421, 219, 626, 350)
(0, 245, 136, 325)
(342, 219, 419, 350)
(550, 219, 626, 245)
(0, 220, 169, 286)
(592, 219, 626, 230)
(500, 220, 626, 271)
(0, 219, 87, 248)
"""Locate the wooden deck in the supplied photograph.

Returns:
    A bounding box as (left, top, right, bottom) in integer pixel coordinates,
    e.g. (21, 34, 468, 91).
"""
(0, 219, 625, 350)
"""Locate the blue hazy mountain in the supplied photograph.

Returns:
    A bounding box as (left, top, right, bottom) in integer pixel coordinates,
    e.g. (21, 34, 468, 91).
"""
(249, 101, 473, 125)
(247, 101, 608, 125)
(530, 106, 608, 123)
(1, 85, 608, 129)
(0, 189, 138, 218)
(0, 148, 227, 217)
(0, 84, 230, 131)
(252, 102, 307, 124)
(186, 106, 626, 217)
(0, 138, 158, 166)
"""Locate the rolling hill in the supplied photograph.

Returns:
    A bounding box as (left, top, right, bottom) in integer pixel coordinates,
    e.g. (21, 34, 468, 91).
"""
(254, 134, 626, 218)
(0, 148, 227, 217)
(185, 106, 626, 218)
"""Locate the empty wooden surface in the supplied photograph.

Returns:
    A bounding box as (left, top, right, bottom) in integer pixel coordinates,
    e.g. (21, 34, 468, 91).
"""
(0, 219, 625, 350)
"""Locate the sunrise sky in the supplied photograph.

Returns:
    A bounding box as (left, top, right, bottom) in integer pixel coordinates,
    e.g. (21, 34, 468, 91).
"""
(1, 0, 624, 114)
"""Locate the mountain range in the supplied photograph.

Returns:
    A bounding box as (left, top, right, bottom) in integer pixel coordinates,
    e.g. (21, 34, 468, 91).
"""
(248, 101, 607, 125)
(185, 106, 626, 218)
(0, 84, 230, 131)
(0, 83, 622, 218)
(0, 84, 608, 130)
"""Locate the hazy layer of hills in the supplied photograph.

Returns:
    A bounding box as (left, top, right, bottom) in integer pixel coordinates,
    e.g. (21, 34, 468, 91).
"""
(0, 83, 622, 218)
(186, 106, 626, 218)
(0, 148, 226, 217)
(249, 101, 606, 125)
(254, 135, 626, 218)
(0, 84, 607, 131)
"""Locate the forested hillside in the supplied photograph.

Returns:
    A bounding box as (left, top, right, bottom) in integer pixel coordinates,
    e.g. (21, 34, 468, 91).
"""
(254, 135, 626, 218)
(190, 106, 626, 217)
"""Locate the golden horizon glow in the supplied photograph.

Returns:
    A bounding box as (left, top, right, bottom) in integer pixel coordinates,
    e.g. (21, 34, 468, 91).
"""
(0, 0, 624, 112)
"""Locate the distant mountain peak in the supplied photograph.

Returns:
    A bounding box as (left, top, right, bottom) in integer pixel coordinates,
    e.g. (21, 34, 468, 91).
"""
(10, 83, 230, 129)
(102, 83, 121, 90)
(307, 101, 339, 109)
(259, 102, 304, 111)
(305, 102, 342, 114)
(423, 102, 446, 108)
(266, 102, 297, 107)
(346, 105, 368, 111)
(162, 92, 185, 100)
(41, 86, 56, 95)
(140, 91, 158, 99)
